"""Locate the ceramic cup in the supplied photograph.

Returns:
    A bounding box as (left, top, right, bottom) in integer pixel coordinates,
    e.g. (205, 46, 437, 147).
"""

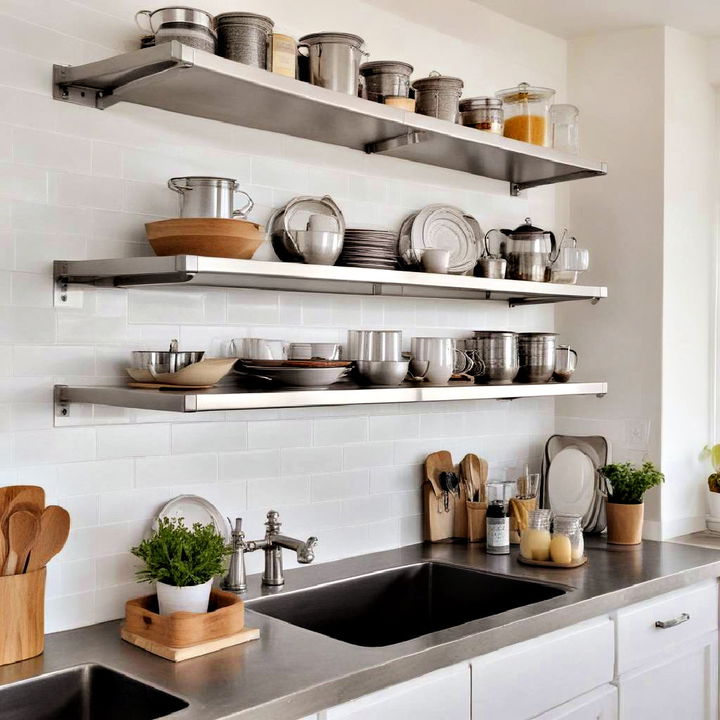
(421, 248, 450, 274)
(410, 336, 465, 385)
(231, 338, 287, 360)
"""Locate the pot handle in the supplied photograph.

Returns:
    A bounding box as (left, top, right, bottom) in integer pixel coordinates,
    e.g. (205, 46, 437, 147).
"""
(232, 190, 254, 219)
(297, 43, 310, 57)
(484, 229, 505, 258)
(135, 10, 154, 35)
(167, 178, 189, 194)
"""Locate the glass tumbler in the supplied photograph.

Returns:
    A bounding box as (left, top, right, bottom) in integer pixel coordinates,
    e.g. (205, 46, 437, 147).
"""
(550, 104, 580, 154)
(551, 514, 584, 562)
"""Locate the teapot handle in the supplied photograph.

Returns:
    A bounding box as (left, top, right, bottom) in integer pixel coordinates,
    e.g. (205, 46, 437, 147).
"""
(484, 229, 506, 258)
(548, 230, 557, 263)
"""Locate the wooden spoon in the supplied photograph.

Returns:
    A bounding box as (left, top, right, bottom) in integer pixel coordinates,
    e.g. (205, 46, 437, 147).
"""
(26, 506, 71, 572)
(3, 511, 40, 576)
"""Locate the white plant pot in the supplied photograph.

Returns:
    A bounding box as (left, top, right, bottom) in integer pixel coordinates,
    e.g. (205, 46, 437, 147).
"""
(707, 490, 720, 520)
(156, 578, 213, 615)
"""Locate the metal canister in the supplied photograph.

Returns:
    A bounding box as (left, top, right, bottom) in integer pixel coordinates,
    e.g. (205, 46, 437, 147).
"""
(469, 331, 518, 384)
(298, 33, 367, 95)
(360, 61, 413, 103)
(459, 97, 503, 134)
(516, 333, 557, 383)
(216, 12, 274, 68)
(412, 72, 464, 122)
(135, 7, 216, 53)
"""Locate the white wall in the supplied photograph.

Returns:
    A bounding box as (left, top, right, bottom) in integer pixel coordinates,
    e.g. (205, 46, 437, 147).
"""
(558, 26, 717, 539)
(0, 0, 567, 631)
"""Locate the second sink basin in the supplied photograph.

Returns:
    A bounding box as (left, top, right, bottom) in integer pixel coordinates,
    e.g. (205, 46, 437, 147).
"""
(248, 561, 566, 647)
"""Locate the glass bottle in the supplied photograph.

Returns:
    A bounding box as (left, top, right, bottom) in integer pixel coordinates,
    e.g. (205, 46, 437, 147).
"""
(550, 514, 584, 563)
(550, 104, 580, 154)
(486, 481, 513, 555)
(519, 509, 552, 561)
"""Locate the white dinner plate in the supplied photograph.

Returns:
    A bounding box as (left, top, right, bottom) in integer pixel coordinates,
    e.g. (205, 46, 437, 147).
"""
(156, 494, 229, 541)
(547, 446, 596, 520)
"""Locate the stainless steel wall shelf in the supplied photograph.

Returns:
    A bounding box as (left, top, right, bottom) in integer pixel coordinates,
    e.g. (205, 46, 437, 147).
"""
(54, 381, 608, 416)
(52, 43, 607, 195)
(54, 256, 607, 306)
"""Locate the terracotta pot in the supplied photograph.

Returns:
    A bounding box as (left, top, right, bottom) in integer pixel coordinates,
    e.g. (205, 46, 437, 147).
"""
(606, 502, 644, 545)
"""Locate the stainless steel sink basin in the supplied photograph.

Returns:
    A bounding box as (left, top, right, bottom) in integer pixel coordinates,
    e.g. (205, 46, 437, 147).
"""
(247, 561, 567, 647)
(0, 663, 188, 719)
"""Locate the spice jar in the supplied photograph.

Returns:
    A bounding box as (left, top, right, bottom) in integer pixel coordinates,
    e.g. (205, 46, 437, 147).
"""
(271, 32, 297, 78)
(550, 514, 584, 564)
(459, 97, 503, 134)
(519, 509, 552, 561)
(495, 82, 556, 146)
(412, 72, 464, 123)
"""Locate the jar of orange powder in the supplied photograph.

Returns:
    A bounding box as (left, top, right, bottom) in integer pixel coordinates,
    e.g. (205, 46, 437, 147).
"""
(495, 82, 555, 147)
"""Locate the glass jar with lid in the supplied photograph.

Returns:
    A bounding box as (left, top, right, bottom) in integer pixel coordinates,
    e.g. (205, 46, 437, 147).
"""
(459, 97, 503, 134)
(519, 509, 552, 561)
(550, 513, 584, 564)
(495, 82, 556, 146)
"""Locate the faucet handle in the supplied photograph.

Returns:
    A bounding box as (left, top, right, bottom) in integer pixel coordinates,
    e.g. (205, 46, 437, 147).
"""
(265, 509, 281, 534)
(227, 517, 245, 547)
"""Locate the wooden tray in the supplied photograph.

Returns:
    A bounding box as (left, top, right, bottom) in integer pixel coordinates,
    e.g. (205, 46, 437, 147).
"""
(123, 588, 246, 648)
(518, 555, 588, 569)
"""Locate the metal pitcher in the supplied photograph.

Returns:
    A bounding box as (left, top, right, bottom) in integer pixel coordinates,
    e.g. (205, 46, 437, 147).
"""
(485, 218, 556, 282)
(297, 33, 367, 95)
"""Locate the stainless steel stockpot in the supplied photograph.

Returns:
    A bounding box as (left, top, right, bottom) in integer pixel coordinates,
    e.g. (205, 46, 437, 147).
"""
(135, 7, 216, 52)
(131, 338, 204, 374)
(516, 332, 556, 383)
(298, 32, 367, 95)
(167, 177, 254, 219)
(360, 61, 413, 102)
(469, 331, 518, 384)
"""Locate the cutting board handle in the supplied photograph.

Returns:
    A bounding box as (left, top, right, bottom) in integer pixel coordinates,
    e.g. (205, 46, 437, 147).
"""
(0, 567, 45, 666)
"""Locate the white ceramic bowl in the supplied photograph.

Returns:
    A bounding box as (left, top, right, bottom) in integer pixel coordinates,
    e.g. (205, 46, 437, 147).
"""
(247, 365, 348, 388)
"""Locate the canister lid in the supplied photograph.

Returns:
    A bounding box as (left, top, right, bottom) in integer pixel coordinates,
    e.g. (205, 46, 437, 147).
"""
(495, 81, 556, 103)
(459, 96, 502, 112)
(360, 61, 414, 76)
(412, 71, 463, 92)
(298, 32, 365, 48)
(215, 12, 274, 30)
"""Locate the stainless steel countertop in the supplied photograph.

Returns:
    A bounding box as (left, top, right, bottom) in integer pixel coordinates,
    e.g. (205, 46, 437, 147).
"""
(2, 539, 720, 719)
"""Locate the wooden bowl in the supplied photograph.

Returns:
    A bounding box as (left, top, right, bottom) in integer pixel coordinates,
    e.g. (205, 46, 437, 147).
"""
(126, 357, 237, 386)
(145, 218, 264, 259)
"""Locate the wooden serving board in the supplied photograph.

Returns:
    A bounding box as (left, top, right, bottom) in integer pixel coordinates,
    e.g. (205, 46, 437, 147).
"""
(121, 627, 260, 662)
(518, 555, 588, 569)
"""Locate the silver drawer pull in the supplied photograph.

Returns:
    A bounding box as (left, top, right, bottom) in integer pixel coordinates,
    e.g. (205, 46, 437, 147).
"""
(655, 613, 690, 629)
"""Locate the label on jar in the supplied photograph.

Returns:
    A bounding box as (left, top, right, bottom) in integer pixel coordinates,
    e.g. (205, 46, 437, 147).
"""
(486, 517, 509, 554)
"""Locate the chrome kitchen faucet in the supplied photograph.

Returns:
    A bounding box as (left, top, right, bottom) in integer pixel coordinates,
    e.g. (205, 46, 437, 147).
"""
(222, 510, 318, 593)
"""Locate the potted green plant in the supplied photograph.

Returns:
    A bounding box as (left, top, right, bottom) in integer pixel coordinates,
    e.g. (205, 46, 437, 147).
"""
(701, 444, 720, 519)
(600, 461, 664, 545)
(131, 517, 230, 615)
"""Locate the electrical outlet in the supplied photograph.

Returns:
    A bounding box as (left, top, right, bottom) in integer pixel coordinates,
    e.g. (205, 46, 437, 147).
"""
(625, 418, 650, 452)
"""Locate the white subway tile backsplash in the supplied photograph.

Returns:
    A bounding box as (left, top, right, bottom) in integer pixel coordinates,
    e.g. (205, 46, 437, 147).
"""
(48, 171, 123, 210)
(135, 452, 218, 488)
(281, 446, 342, 476)
(14, 427, 95, 466)
(313, 417, 368, 446)
(220, 449, 280, 481)
(247, 475, 309, 509)
(13, 127, 92, 173)
(311, 469, 369, 502)
(0, 162, 48, 203)
(343, 442, 394, 470)
(96, 424, 170, 459)
(248, 419, 311, 449)
(172, 421, 248, 454)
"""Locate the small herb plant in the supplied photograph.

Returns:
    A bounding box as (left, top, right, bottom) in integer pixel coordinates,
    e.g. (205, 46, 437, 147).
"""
(600, 461, 664, 504)
(701, 445, 720, 493)
(131, 517, 231, 587)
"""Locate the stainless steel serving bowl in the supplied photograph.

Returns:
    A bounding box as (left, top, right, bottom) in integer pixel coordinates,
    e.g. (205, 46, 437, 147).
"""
(130, 350, 204, 374)
(355, 360, 409, 386)
(289, 230, 344, 265)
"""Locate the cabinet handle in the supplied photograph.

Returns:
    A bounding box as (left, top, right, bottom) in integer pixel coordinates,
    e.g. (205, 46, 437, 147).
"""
(655, 612, 690, 629)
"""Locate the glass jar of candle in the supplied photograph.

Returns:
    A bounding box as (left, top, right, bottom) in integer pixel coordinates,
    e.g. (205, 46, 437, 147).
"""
(550, 513, 584, 564)
(519, 509, 552, 561)
(495, 82, 556, 146)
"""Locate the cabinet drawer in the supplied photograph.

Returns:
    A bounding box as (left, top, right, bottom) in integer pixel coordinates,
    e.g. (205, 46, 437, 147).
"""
(533, 684, 617, 720)
(471, 616, 615, 720)
(323, 663, 471, 720)
(615, 579, 718, 674)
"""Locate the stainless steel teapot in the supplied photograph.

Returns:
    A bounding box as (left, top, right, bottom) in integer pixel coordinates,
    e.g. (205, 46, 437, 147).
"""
(485, 218, 557, 282)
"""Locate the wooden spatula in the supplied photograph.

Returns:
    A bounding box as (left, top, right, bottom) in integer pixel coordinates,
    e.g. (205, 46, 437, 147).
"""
(0, 486, 44, 570)
(3, 511, 40, 576)
(26, 506, 71, 572)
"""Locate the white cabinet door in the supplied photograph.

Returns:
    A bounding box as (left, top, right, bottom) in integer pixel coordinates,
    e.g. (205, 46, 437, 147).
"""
(533, 685, 617, 720)
(322, 663, 471, 720)
(471, 617, 615, 720)
(616, 630, 718, 720)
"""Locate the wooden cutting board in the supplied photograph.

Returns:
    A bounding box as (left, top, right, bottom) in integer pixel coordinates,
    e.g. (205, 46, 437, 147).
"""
(423, 451, 457, 542)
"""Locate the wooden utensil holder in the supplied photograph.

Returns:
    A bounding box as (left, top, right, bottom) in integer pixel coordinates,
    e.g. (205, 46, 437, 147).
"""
(0, 567, 46, 666)
(466, 501, 487, 543)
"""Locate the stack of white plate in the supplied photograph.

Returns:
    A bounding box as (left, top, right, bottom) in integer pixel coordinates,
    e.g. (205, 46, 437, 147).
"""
(337, 228, 399, 270)
(398, 204, 480, 274)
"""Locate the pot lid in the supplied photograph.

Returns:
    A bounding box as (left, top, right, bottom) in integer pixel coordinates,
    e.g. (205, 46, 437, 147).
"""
(495, 81, 555, 104)
(412, 71, 463, 92)
(215, 12, 274, 29)
(299, 32, 365, 48)
(360, 61, 414, 76)
(505, 217, 549, 235)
